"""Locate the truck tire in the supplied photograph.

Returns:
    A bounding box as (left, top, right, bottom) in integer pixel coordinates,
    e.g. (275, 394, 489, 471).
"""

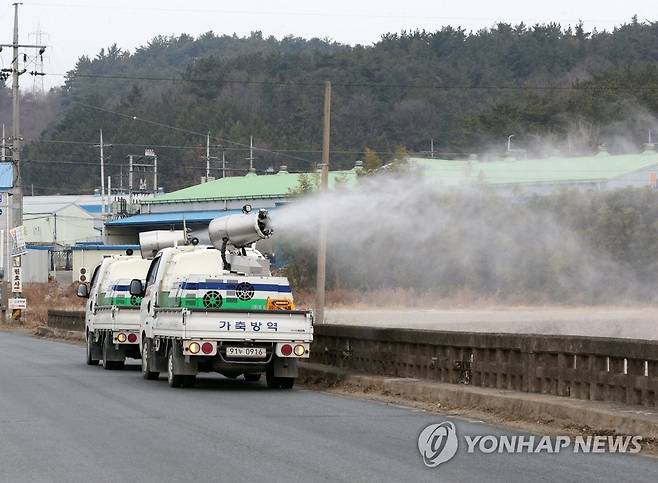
(167, 348, 184, 388)
(266, 369, 295, 389)
(181, 375, 196, 388)
(86, 332, 99, 366)
(102, 334, 125, 370)
(141, 338, 159, 380)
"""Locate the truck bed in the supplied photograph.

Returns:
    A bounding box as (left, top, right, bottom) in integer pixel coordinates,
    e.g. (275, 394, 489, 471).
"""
(152, 308, 314, 341)
(90, 306, 142, 332)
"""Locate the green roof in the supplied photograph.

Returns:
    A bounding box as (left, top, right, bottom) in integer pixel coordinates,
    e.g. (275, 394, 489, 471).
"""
(410, 152, 658, 186)
(146, 169, 358, 204)
(148, 152, 658, 205)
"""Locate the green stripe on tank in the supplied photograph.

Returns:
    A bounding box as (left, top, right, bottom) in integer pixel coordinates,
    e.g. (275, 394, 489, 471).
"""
(158, 291, 272, 310)
(180, 297, 269, 310)
(111, 295, 142, 307)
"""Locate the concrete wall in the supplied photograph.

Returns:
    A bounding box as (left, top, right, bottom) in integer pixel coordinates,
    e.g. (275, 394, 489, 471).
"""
(48, 310, 84, 331)
(22, 249, 50, 283)
(310, 324, 658, 408)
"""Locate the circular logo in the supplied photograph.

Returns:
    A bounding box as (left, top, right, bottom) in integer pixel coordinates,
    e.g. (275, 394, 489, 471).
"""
(418, 421, 458, 468)
(235, 282, 254, 301)
(130, 295, 140, 306)
(202, 291, 223, 308)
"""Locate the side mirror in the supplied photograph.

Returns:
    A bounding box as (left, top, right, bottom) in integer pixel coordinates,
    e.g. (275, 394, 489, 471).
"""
(129, 279, 144, 297)
(76, 283, 89, 298)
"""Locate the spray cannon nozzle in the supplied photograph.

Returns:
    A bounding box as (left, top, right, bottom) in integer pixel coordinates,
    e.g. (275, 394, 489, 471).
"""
(208, 209, 273, 250)
(138, 229, 197, 259)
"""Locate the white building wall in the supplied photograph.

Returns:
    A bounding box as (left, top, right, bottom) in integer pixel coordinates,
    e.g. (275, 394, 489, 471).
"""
(24, 205, 99, 245)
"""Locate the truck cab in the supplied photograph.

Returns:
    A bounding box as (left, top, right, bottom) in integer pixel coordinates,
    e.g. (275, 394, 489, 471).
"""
(78, 254, 151, 369)
(135, 242, 313, 389)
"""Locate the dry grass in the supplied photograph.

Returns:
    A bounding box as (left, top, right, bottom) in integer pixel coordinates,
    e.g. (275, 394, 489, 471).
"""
(294, 287, 499, 309)
(9, 284, 651, 329)
(20, 283, 84, 328)
(293, 287, 653, 310)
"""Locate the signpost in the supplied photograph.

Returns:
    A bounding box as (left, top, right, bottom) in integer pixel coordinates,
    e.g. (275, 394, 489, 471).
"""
(9, 225, 26, 257)
(8, 225, 25, 320)
(7, 297, 26, 310)
(11, 266, 21, 293)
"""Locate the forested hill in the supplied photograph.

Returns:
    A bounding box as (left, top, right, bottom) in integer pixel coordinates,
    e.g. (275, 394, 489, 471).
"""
(21, 21, 658, 193)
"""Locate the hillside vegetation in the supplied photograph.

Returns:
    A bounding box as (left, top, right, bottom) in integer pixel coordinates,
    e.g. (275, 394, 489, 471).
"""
(8, 19, 658, 193)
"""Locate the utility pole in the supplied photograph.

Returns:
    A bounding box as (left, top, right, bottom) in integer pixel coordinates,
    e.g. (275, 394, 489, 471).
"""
(315, 81, 331, 324)
(0, 3, 47, 320)
(99, 130, 105, 234)
(222, 151, 226, 179)
(430, 138, 435, 158)
(248, 136, 255, 173)
(153, 153, 158, 193)
(206, 132, 211, 179)
(1, 3, 46, 227)
(1, 124, 5, 161)
(128, 155, 133, 206)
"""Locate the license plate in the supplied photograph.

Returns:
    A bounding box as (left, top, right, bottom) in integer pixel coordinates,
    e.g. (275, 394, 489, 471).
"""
(225, 346, 267, 358)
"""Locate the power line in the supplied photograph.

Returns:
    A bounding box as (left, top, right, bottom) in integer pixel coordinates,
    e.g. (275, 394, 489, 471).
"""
(54, 71, 658, 91)
(70, 101, 318, 164)
(25, 3, 624, 24)
(24, 137, 409, 156)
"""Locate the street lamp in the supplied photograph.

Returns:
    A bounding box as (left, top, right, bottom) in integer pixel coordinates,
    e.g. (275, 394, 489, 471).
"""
(507, 134, 515, 153)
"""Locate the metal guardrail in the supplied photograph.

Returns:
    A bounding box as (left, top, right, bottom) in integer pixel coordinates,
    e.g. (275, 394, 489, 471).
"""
(47, 310, 85, 332)
(311, 325, 658, 408)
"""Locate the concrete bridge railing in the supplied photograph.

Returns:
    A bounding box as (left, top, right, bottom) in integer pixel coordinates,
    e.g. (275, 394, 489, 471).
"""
(47, 310, 658, 408)
(310, 325, 658, 408)
(47, 310, 85, 332)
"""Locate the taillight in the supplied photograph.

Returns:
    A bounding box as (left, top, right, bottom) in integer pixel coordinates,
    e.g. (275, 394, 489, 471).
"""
(281, 344, 293, 356)
(202, 342, 213, 354)
(188, 342, 201, 354)
(127, 333, 137, 343)
(116, 332, 127, 343)
(294, 344, 306, 356)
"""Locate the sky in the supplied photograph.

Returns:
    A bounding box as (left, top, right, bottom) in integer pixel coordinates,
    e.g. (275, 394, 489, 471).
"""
(0, 0, 655, 90)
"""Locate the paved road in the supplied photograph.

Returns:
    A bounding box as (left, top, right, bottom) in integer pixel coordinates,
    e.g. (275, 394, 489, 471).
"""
(326, 307, 658, 339)
(0, 331, 655, 483)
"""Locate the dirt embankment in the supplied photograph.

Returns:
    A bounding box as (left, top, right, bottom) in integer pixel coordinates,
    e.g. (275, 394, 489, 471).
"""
(19, 283, 84, 328)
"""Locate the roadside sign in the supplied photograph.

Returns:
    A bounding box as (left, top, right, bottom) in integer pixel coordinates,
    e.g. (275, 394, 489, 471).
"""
(10, 225, 27, 257)
(8, 298, 26, 309)
(11, 266, 22, 292)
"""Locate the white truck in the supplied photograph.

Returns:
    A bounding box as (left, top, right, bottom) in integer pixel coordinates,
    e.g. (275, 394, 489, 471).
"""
(77, 253, 151, 369)
(131, 207, 314, 388)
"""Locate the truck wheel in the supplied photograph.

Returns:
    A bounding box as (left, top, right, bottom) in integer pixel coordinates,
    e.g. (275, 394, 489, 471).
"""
(167, 348, 184, 388)
(181, 375, 196, 388)
(102, 334, 125, 370)
(141, 339, 160, 380)
(244, 373, 261, 382)
(266, 369, 295, 389)
(86, 333, 99, 366)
